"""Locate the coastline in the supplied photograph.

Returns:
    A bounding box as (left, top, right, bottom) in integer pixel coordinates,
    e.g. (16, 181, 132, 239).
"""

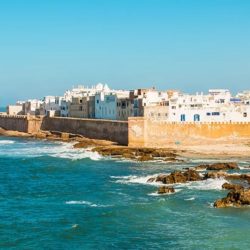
(1, 127, 249, 160)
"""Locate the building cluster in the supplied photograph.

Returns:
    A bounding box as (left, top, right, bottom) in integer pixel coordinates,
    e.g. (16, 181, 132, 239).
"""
(6, 84, 250, 122)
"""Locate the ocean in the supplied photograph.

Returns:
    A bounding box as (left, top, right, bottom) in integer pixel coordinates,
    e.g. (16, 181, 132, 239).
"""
(0, 136, 250, 249)
(0, 107, 6, 112)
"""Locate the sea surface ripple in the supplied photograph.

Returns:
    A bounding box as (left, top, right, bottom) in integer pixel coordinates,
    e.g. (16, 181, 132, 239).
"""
(0, 136, 250, 249)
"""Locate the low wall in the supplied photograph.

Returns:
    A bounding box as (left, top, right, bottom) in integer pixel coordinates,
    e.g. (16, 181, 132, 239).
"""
(41, 117, 128, 145)
(129, 117, 250, 147)
(0, 115, 28, 132)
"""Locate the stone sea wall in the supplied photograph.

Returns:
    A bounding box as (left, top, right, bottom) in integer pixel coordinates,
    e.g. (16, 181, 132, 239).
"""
(0, 115, 28, 132)
(41, 117, 128, 145)
(128, 117, 250, 147)
(1, 115, 250, 147)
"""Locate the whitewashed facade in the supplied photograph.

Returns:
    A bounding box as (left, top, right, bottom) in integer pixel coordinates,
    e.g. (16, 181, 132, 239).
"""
(153, 89, 250, 122)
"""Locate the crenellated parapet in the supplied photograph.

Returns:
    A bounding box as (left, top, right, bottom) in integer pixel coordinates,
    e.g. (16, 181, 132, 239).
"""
(128, 117, 250, 147)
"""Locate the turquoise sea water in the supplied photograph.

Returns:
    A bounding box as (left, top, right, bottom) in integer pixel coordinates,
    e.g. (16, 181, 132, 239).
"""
(0, 107, 6, 112)
(0, 137, 250, 249)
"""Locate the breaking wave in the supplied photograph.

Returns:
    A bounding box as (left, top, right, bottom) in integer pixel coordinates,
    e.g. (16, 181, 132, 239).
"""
(184, 197, 196, 201)
(113, 174, 227, 191)
(111, 174, 163, 186)
(0, 140, 102, 160)
(0, 140, 15, 144)
(177, 178, 227, 190)
(65, 200, 110, 207)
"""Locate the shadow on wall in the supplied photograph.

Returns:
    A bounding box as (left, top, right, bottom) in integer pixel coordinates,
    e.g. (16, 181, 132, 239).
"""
(40, 117, 129, 145)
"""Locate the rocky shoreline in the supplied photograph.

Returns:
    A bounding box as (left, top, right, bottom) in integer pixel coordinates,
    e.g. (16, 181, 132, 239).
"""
(1, 127, 250, 208)
(0, 127, 183, 162)
(146, 162, 250, 208)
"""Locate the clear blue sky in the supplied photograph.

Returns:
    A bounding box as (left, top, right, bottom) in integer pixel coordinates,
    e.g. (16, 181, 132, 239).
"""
(0, 0, 249, 106)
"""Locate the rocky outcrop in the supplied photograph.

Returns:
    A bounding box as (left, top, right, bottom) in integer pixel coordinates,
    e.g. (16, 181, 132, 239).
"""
(207, 162, 239, 170)
(222, 182, 243, 191)
(214, 188, 250, 208)
(158, 186, 175, 194)
(149, 169, 202, 184)
(92, 146, 179, 162)
(194, 162, 239, 171)
(226, 174, 250, 184)
(204, 171, 227, 179)
(0, 127, 32, 137)
(184, 169, 203, 182)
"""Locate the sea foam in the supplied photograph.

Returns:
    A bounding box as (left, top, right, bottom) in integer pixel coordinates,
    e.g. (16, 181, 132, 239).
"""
(0, 140, 102, 160)
(0, 140, 15, 144)
(65, 200, 110, 207)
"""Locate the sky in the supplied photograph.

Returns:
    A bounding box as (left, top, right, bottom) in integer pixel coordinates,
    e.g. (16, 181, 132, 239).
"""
(0, 0, 250, 106)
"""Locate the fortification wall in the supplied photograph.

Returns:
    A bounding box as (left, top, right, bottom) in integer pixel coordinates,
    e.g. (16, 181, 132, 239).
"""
(128, 117, 250, 147)
(0, 115, 28, 132)
(41, 117, 128, 145)
(2, 115, 249, 147)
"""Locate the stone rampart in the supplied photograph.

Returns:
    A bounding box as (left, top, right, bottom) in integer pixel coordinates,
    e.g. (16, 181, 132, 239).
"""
(1, 115, 249, 147)
(41, 117, 128, 145)
(128, 117, 250, 147)
(0, 115, 28, 132)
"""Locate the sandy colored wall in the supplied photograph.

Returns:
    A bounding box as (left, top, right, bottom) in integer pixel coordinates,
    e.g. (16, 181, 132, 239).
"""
(128, 117, 250, 147)
(41, 117, 128, 145)
(0, 115, 28, 132)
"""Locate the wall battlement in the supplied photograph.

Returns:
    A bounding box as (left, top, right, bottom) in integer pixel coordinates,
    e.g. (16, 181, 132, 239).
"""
(128, 117, 250, 147)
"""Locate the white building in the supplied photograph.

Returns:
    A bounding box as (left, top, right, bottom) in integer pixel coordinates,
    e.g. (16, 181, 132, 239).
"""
(162, 89, 250, 122)
(130, 88, 168, 117)
(7, 103, 24, 115)
(22, 99, 43, 115)
(40, 96, 63, 116)
(95, 90, 130, 120)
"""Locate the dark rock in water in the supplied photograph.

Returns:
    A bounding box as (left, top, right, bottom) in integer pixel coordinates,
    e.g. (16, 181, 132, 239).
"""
(204, 171, 227, 179)
(158, 186, 175, 194)
(155, 174, 169, 183)
(163, 171, 187, 184)
(183, 169, 202, 182)
(226, 174, 250, 184)
(222, 182, 243, 191)
(137, 155, 154, 161)
(153, 169, 201, 184)
(147, 177, 156, 183)
(214, 188, 250, 208)
(207, 162, 239, 171)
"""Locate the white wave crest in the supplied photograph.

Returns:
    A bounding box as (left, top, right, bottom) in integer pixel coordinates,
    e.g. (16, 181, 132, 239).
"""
(65, 200, 109, 207)
(184, 197, 195, 201)
(184, 178, 227, 190)
(114, 173, 228, 192)
(0, 140, 15, 144)
(0, 141, 102, 161)
(148, 189, 181, 196)
(112, 174, 165, 186)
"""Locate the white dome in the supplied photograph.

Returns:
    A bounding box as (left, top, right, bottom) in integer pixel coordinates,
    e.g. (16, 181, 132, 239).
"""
(96, 83, 104, 90)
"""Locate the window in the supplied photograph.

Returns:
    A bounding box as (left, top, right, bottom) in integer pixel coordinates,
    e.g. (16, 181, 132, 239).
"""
(243, 112, 247, 117)
(212, 112, 220, 116)
(194, 114, 200, 121)
(181, 114, 185, 121)
(206, 112, 211, 116)
(96, 100, 99, 104)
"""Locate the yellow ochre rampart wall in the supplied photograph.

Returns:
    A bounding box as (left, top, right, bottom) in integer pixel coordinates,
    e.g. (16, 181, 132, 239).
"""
(128, 117, 250, 147)
(1, 115, 250, 147)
